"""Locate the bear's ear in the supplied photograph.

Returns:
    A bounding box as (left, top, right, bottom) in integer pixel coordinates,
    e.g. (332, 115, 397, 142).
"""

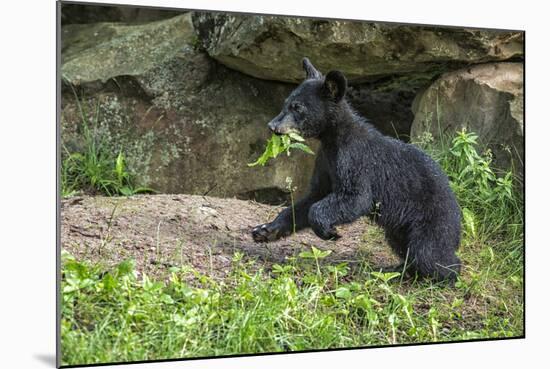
(302, 57, 322, 80)
(322, 70, 347, 102)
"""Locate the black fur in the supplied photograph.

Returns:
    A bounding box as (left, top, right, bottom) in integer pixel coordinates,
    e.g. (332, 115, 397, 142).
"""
(253, 58, 462, 284)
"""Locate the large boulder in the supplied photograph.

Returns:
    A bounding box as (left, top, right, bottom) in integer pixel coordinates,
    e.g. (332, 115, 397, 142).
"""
(192, 12, 523, 83)
(61, 14, 195, 85)
(61, 14, 315, 204)
(411, 62, 524, 173)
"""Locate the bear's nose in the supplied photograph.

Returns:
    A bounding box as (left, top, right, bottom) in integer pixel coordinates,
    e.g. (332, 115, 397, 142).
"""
(268, 119, 280, 134)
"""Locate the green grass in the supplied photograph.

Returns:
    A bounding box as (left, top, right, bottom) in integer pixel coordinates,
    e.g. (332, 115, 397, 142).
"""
(61, 93, 154, 197)
(60, 129, 523, 365)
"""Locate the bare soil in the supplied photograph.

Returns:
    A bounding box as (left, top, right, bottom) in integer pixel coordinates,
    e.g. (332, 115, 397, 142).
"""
(61, 194, 398, 280)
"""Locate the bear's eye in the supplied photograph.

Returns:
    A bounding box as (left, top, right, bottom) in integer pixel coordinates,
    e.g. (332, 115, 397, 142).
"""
(290, 102, 305, 113)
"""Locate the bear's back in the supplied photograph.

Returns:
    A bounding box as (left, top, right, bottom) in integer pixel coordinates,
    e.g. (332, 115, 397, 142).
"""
(361, 123, 457, 211)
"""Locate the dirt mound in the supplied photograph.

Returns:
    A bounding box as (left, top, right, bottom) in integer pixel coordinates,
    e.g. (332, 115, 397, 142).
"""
(61, 194, 397, 280)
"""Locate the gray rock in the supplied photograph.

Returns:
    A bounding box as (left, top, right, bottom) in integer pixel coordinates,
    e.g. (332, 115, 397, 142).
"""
(61, 14, 316, 203)
(61, 14, 196, 85)
(192, 12, 523, 83)
(411, 62, 524, 173)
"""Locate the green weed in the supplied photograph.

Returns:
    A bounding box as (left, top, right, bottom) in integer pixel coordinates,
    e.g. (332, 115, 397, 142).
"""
(416, 129, 523, 244)
(248, 132, 314, 167)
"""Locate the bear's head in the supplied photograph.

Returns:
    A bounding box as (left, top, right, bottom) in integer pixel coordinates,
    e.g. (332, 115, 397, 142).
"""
(267, 58, 348, 139)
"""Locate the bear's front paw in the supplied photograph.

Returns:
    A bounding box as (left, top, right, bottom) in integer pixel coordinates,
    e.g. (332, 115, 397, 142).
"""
(311, 223, 341, 241)
(252, 222, 283, 242)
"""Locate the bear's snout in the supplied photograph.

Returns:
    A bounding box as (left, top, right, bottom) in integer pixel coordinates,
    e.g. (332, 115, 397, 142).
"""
(268, 113, 297, 135)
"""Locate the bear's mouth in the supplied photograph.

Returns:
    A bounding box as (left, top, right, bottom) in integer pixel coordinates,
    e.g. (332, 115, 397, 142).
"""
(271, 127, 301, 136)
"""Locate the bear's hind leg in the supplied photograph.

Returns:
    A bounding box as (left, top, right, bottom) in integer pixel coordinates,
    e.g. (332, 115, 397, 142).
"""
(376, 231, 413, 275)
(408, 238, 461, 285)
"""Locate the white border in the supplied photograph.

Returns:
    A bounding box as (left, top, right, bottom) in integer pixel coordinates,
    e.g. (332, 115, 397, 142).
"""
(2, 0, 547, 368)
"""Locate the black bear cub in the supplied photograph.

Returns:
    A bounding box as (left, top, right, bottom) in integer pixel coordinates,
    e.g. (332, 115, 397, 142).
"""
(252, 58, 462, 284)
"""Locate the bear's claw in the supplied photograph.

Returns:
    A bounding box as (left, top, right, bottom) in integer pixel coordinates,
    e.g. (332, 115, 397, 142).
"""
(251, 223, 280, 242)
(312, 225, 341, 241)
